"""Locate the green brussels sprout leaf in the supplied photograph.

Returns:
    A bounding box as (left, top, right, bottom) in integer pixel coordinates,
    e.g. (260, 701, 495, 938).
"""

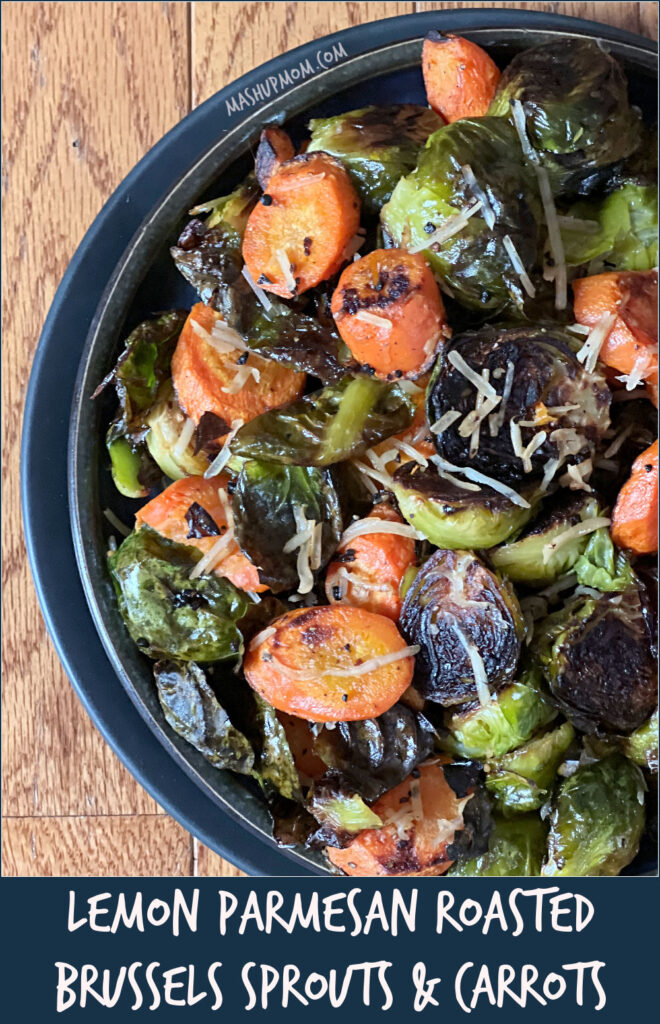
(485, 721, 575, 813)
(449, 814, 547, 876)
(574, 527, 636, 593)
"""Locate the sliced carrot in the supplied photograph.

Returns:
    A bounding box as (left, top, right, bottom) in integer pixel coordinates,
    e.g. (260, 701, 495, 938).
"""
(171, 303, 305, 427)
(573, 270, 658, 406)
(255, 126, 296, 190)
(242, 152, 361, 299)
(243, 605, 416, 722)
(328, 761, 465, 876)
(135, 475, 267, 593)
(611, 439, 658, 555)
(422, 32, 501, 123)
(330, 249, 450, 380)
(276, 712, 327, 781)
(325, 504, 417, 621)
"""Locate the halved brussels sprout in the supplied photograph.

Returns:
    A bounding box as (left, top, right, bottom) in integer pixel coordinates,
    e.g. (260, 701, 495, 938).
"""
(394, 464, 536, 549)
(307, 104, 444, 213)
(307, 783, 383, 848)
(535, 583, 658, 734)
(488, 39, 642, 194)
(399, 549, 525, 706)
(438, 667, 557, 760)
(542, 754, 645, 876)
(485, 721, 575, 813)
(381, 116, 539, 312)
(490, 494, 600, 585)
(574, 525, 635, 593)
(586, 709, 659, 773)
(560, 182, 658, 272)
(448, 814, 547, 876)
(427, 325, 611, 487)
(145, 385, 210, 480)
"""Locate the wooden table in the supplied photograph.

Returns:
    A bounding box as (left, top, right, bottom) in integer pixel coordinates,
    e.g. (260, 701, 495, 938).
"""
(3, 1, 656, 877)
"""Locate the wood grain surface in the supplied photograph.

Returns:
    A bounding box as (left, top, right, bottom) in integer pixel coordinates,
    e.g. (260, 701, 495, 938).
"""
(2, 1, 656, 878)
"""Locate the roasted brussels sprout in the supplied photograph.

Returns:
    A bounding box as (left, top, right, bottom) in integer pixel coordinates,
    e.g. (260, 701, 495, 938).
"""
(145, 384, 210, 480)
(400, 549, 525, 706)
(485, 721, 575, 813)
(108, 527, 248, 662)
(488, 39, 642, 194)
(394, 464, 536, 549)
(307, 104, 444, 213)
(586, 709, 659, 773)
(230, 375, 415, 466)
(574, 525, 635, 593)
(490, 494, 601, 585)
(448, 814, 547, 876)
(560, 182, 658, 272)
(535, 583, 657, 734)
(542, 754, 645, 876)
(306, 782, 383, 848)
(439, 667, 557, 759)
(106, 436, 157, 500)
(427, 325, 611, 487)
(381, 116, 539, 312)
(245, 304, 354, 385)
(231, 460, 344, 592)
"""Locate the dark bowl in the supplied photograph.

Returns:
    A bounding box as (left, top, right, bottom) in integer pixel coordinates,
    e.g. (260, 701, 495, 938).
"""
(64, 12, 657, 875)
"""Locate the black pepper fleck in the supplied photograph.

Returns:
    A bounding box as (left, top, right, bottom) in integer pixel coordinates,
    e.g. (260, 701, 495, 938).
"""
(260, 193, 273, 206)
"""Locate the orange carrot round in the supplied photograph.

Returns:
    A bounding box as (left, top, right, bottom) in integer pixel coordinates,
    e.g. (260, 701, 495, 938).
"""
(572, 270, 658, 406)
(135, 475, 267, 593)
(422, 32, 501, 123)
(330, 249, 450, 380)
(171, 303, 305, 427)
(611, 439, 658, 555)
(325, 504, 417, 621)
(242, 152, 361, 298)
(243, 605, 416, 722)
(328, 761, 464, 876)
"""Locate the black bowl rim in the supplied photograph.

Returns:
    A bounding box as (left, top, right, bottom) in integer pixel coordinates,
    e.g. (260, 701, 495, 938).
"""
(23, 9, 656, 876)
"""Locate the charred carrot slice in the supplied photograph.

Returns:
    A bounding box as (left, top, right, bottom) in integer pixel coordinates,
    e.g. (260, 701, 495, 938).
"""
(572, 270, 658, 405)
(135, 475, 267, 593)
(328, 761, 466, 876)
(422, 32, 500, 123)
(242, 152, 361, 298)
(325, 504, 417, 621)
(243, 605, 417, 722)
(171, 303, 305, 428)
(611, 439, 658, 555)
(255, 126, 296, 190)
(330, 249, 450, 380)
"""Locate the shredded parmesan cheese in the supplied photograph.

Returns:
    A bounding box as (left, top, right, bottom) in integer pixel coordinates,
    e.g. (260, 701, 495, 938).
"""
(510, 99, 537, 162)
(408, 199, 483, 253)
(103, 508, 130, 537)
(490, 360, 515, 435)
(452, 622, 491, 708)
(431, 410, 461, 435)
(241, 265, 273, 312)
(189, 531, 235, 579)
(204, 419, 244, 478)
(575, 312, 617, 372)
(248, 626, 277, 651)
(171, 416, 196, 460)
(352, 458, 395, 491)
(542, 517, 611, 564)
(460, 164, 496, 229)
(502, 234, 536, 297)
(616, 348, 657, 390)
(390, 438, 429, 467)
(430, 456, 530, 508)
(354, 310, 393, 331)
(447, 350, 498, 401)
(339, 518, 422, 546)
(535, 164, 567, 310)
(274, 249, 298, 295)
(267, 644, 421, 682)
(221, 363, 261, 394)
(561, 459, 594, 493)
(310, 522, 323, 571)
(603, 423, 634, 459)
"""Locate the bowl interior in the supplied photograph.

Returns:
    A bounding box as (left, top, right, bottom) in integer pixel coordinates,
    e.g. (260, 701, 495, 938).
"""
(70, 25, 658, 875)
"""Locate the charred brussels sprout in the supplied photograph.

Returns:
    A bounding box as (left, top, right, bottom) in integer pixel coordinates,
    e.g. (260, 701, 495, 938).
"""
(439, 667, 557, 760)
(381, 117, 539, 312)
(394, 465, 536, 550)
(400, 550, 525, 706)
(230, 375, 415, 466)
(490, 494, 601, 585)
(488, 39, 642, 194)
(560, 182, 658, 272)
(485, 721, 575, 813)
(586, 710, 659, 774)
(427, 325, 611, 487)
(448, 815, 547, 876)
(306, 783, 383, 848)
(542, 754, 645, 876)
(307, 104, 444, 213)
(108, 527, 248, 662)
(535, 583, 657, 734)
(231, 460, 344, 592)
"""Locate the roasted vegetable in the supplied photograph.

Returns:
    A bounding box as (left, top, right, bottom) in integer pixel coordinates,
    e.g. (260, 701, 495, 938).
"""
(427, 325, 611, 487)
(244, 605, 417, 722)
(381, 116, 539, 312)
(108, 527, 248, 662)
(542, 754, 645, 876)
(449, 814, 547, 876)
(242, 152, 361, 298)
(229, 375, 415, 467)
(439, 667, 557, 759)
(574, 524, 635, 592)
(244, 303, 353, 385)
(488, 39, 642, 194)
(535, 583, 657, 734)
(144, 384, 210, 480)
(485, 721, 575, 813)
(611, 440, 658, 555)
(399, 549, 524, 705)
(394, 464, 535, 550)
(107, 436, 158, 500)
(560, 182, 658, 272)
(490, 494, 601, 586)
(231, 460, 344, 592)
(422, 33, 501, 123)
(586, 709, 659, 774)
(307, 782, 383, 847)
(255, 126, 296, 189)
(307, 104, 444, 213)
